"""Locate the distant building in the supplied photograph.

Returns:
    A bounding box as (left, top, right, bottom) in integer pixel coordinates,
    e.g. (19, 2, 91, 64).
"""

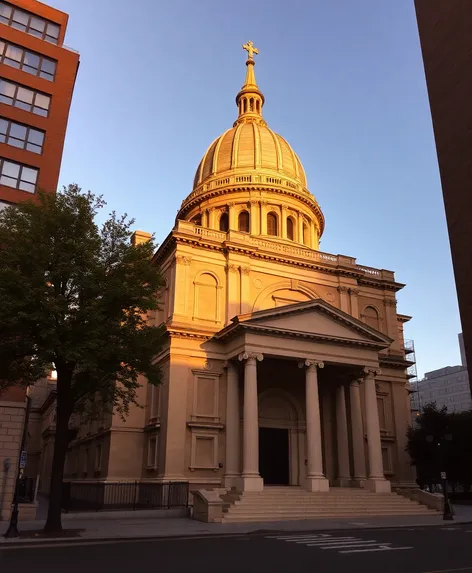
(410, 334, 471, 414)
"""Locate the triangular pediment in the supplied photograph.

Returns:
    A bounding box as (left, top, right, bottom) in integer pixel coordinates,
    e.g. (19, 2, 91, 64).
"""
(216, 299, 392, 348)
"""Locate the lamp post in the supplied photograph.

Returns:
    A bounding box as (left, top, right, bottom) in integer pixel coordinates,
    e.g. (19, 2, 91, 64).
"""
(426, 431, 454, 521)
(4, 387, 32, 538)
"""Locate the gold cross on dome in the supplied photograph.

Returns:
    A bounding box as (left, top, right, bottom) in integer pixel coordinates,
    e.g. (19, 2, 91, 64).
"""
(243, 41, 259, 60)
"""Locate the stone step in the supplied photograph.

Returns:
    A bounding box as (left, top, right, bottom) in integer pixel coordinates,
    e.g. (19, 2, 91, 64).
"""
(227, 503, 431, 513)
(222, 511, 436, 522)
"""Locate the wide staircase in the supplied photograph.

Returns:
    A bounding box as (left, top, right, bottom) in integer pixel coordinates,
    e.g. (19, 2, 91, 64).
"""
(220, 487, 437, 522)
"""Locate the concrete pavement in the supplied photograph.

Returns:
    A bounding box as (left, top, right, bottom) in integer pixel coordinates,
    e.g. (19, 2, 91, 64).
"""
(1, 504, 472, 547)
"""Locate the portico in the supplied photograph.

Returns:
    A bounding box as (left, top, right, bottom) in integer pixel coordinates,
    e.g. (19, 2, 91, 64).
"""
(217, 299, 393, 494)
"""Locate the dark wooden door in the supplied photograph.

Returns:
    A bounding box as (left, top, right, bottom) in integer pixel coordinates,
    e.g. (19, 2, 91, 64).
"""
(258, 427, 290, 485)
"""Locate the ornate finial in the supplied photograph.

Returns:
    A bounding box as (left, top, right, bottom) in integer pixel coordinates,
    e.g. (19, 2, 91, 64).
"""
(234, 41, 265, 126)
(243, 41, 259, 61)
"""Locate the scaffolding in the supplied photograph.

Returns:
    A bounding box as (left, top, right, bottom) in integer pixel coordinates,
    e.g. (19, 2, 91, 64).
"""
(404, 339, 421, 421)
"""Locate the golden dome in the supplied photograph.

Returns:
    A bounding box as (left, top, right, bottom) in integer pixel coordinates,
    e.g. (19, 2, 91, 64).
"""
(178, 41, 324, 242)
(193, 123, 308, 190)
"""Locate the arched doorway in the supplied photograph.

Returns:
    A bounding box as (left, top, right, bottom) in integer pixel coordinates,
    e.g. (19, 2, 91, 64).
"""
(258, 390, 303, 486)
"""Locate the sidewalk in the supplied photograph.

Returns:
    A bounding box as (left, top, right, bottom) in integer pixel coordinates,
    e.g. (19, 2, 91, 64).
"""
(1, 505, 472, 547)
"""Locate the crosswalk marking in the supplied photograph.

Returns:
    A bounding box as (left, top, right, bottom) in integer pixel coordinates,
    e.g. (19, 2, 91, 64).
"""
(266, 533, 413, 555)
(341, 544, 413, 554)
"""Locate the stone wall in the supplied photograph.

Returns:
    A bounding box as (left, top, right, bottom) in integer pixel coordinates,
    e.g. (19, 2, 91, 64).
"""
(0, 390, 26, 521)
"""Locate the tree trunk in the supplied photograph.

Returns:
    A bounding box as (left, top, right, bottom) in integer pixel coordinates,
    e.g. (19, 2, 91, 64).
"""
(44, 389, 72, 533)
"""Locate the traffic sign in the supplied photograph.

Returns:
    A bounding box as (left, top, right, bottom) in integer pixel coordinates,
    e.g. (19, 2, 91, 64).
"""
(19, 450, 27, 469)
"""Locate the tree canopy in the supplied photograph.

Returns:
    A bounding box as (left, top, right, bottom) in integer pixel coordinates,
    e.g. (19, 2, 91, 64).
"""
(0, 185, 165, 532)
(407, 402, 472, 489)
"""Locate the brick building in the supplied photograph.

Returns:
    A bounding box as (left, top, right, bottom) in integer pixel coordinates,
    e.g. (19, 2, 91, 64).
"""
(0, 0, 78, 522)
(415, 0, 472, 394)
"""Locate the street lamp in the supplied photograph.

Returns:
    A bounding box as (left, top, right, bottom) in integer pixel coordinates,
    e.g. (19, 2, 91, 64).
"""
(426, 431, 454, 521)
(3, 387, 32, 538)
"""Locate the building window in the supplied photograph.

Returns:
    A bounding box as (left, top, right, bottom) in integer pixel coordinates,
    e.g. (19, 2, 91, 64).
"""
(0, 157, 38, 192)
(0, 117, 44, 153)
(267, 212, 278, 236)
(286, 216, 295, 240)
(219, 212, 229, 232)
(238, 210, 250, 232)
(0, 78, 51, 116)
(0, 2, 60, 44)
(362, 305, 380, 330)
(191, 214, 202, 226)
(94, 444, 102, 471)
(147, 435, 158, 468)
(0, 39, 56, 81)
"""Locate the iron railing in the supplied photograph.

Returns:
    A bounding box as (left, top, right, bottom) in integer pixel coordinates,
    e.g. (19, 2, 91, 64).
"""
(61, 481, 189, 512)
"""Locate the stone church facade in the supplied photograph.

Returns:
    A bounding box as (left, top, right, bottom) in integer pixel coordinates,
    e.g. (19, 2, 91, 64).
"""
(34, 43, 415, 497)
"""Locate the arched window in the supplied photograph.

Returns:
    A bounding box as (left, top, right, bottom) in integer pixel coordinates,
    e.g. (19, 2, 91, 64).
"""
(362, 306, 380, 330)
(267, 212, 278, 236)
(191, 215, 202, 226)
(303, 222, 310, 245)
(219, 212, 229, 232)
(287, 217, 295, 240)
(238, 210, 250, 233)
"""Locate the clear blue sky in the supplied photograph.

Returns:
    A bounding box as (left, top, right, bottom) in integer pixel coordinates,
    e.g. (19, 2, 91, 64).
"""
(47, 0, 461, 377)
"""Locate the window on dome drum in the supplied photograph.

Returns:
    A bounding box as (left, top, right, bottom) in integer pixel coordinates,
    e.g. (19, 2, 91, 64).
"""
(0, 117, 45, 154)
(238, 210, 250, 233)
(286, 217, 295, 240)
(191, 215, 202, 226)
(219, 212, 229, 232)
(0, 40, 57, 81)
(0, 78, 51, 116)
(0, 157, 38, 193)
(0, 2, 61, 44)
(303, 222, 310, 245)
(267, 212, 278, 236)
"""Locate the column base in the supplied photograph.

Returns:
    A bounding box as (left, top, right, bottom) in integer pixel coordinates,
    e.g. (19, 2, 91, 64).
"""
(350, 478, 366, 488)
(239, 475, 264, 492)
(364, 478, 391, 493)
(305, 476, 330, 492)
(223, 475, 241, 489)
(333, 478, 352, 488)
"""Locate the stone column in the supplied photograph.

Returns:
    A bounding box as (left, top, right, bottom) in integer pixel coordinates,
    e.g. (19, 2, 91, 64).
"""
(337, 286, 350, 313)
(363, 367, 391, 492)
(250, 201, 259, 235)
(224, 361, 240, 488)
(299, 359, 329, 492)
(281, 207, 288, 239)
(335, 384, 351, 487)
(260, 201, 268, 235)
(238, 352, 264, 491)
(298, 213, 304, 243)
(349, 379, 366, 486)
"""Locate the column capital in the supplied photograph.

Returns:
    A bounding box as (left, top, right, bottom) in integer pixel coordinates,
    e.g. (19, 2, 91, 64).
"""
(298, 359, 324, 371)
(363, 367, 381, 378)
(175, 255, 192, 266)
(240, 266, 251, 276)
(337, 286, 349, 294)
(223, 359, 237, 370)
(238, 352, 263, 364)
(350, 379, 361, 388)
(349, 287, 360, 296)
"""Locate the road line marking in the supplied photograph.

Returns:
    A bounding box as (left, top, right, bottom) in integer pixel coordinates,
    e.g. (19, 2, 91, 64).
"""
(442, 527, 459, 531)
(304, 539, 373, 547)
(341, 545, 412, 554)
(293, 537, 356, 544)
(321, 542, 385, 550)
(425, 567, 472, 573)
(267, 534, 331, 540)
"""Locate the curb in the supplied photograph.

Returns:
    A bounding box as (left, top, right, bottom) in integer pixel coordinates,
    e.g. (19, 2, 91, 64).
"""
(1, 520, 472, 549)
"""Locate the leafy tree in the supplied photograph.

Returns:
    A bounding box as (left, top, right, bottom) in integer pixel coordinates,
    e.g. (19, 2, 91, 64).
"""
(0, 185, 164, 533)
(407, 402, 472, 490)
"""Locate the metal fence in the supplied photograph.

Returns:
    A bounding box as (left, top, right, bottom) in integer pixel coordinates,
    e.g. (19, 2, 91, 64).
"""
(61, 481, 189, 512)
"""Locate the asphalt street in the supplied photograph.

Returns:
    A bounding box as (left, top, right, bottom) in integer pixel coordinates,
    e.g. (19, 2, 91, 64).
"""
(2, 525, 472, 573)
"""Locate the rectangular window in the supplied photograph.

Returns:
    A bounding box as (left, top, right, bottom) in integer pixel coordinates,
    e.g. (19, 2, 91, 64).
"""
(94, 444, 102, 471)
(147, 436, 158, 468)
(0, 1, 60, 44)
(0, 157, 38, 193)
(0, 117, 44, 153)
(0, 39, 56, 81)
